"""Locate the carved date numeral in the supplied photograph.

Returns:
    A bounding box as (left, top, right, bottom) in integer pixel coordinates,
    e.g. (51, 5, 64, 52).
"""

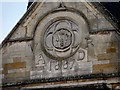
(63, 60, 68, 69)
(49, 61, 59, 71)
(69, 59, 75, 69)
(63, 59, 75, 69)
(55, 61, 59, 70)
(48, 59, 75, 71)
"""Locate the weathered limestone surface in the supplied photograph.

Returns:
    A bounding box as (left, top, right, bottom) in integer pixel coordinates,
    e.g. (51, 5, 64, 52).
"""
(0, 1, 120, 89)
(2, 42, 33, 83)
(9, 2, 115, 41)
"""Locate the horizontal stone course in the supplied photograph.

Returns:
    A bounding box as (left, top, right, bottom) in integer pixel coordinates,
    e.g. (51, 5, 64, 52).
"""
(112, 84, 120, 89)
(109, 42, 115, 47)
(106, 48, 116, 53)
(13, 57, 21, 63)
(4, 71, 30, 78)
(93, 64, 116, 73)
(97, 53, 117, 61)
(3, 62, 26, 74)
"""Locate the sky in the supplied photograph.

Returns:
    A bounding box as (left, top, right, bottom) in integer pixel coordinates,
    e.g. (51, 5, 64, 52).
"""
(0, 1, 28, 43)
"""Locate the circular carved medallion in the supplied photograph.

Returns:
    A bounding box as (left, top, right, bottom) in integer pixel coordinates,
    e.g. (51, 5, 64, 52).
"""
(34, 9, 89, 60)
(41, 18, 81, 59)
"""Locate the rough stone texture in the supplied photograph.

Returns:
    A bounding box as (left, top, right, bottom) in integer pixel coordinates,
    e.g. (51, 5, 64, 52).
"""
(24, 2, 60, 38)
(4, 71, 29, 79)
(0, 1, 120, 89)
(3, 62, 26, 74)
(13, 57, 22, 63)
(93, 64, 116, 73)
(97, 53, 118, 61)
(2, 42, 33, 83)
(106, 48, 116, 53)
(9, 26, 26, 40)
(64, 2, 115, 31)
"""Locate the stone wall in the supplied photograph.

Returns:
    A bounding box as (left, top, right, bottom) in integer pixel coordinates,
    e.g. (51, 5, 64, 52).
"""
(1, 2, 120, 89)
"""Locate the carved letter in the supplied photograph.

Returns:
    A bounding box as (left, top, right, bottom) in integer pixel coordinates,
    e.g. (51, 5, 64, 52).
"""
(77, 50, 85, 61)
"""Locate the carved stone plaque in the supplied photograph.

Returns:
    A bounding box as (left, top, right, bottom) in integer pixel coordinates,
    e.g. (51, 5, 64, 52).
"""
(32, 10, 90, 79)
